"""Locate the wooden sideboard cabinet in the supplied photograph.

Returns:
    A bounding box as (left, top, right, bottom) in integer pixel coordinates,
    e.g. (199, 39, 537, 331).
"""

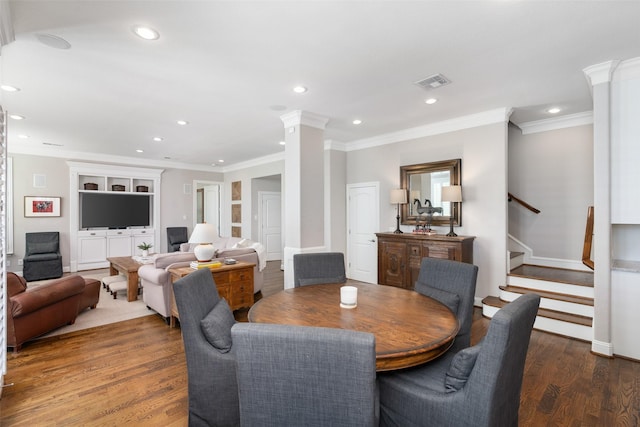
(168, 262, 255, 327)
(376, 232, 475, 289)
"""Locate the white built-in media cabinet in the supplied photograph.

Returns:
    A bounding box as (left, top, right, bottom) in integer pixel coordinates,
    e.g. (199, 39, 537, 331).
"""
(68, 162, 163, 271)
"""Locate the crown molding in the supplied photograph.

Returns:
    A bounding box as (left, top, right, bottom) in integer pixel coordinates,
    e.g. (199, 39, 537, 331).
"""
(517, 111, 593, 135)
(345, 108, 512, 152)
(614, 56, 640, 81)
(325, 139, 347, 151)
(8, 144, 222, 173)
(280, 110, 329, 130)
(221, 151, 285, 173)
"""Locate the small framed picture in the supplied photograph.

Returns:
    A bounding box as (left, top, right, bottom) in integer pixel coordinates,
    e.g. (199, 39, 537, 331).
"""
(24, 196, 61, 217)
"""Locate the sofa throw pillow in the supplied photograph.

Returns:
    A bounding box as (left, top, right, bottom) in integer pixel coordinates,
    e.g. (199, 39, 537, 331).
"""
(416, 284, 460, 315)
(444, 344, 482, 392)
(232, 238, 252, 248)
(200, 299, 236, 353)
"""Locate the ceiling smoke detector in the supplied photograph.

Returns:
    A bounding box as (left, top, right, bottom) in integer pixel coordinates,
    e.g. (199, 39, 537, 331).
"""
(414, 74, 451, 90)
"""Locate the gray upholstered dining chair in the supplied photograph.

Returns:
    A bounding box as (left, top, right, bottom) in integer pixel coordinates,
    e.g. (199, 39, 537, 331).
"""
(378, 293, 540, 427)
(292, 252, 347, 287)
(172, 268, 239, 427)
(414, 257, 478, 352)
(231, 323, 378, 427)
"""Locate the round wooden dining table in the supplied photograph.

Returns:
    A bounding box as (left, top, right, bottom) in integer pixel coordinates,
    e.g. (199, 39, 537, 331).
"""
(248, 282, 459, 372)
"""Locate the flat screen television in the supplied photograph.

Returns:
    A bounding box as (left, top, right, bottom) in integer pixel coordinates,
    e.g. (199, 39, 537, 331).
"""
(80, 192, 151, 229)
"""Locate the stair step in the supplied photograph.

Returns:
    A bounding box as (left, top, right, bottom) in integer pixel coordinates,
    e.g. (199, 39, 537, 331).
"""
(510, 264, 593, 287)
(482, 296, 592, 327)
(499, 285, 593, 306)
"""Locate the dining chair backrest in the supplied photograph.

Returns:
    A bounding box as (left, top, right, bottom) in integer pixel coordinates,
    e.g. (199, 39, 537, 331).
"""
(232, 323, 378, 427)
(379, 293, 540, 427)
(293, 252, 347, 287)
(172, 268, 239, 426)
(414, 257, 478, 351)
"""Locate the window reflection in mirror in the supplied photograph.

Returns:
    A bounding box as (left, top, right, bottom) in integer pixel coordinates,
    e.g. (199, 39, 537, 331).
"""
(400, 159, 461, 226)
(408, 170, 452, 216)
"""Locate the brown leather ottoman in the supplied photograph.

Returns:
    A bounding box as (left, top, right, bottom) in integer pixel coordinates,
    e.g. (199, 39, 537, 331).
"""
(78, 278, 100, 313)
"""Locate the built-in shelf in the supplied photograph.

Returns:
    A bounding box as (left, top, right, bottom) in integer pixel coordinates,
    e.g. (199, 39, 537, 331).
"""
(68, 162, 163, 271)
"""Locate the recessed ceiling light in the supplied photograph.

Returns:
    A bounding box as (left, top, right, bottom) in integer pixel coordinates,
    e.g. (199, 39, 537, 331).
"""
(547, 107, 561, 114)
(293, 86, 307, 94)
(352, 119, 362, 125)
(425, 98, 438, 105)
(9, 114, 24, 120)
(153, 137, 163, 142)
(133, 26, 159, 41)
(279, 141, 286, 146)
(136, 149, 144, 153)
(177, 120, 189, 125)
(1, 85, 20, 92)
(18, 134, 29, 139)
(218, 159, 225, 163)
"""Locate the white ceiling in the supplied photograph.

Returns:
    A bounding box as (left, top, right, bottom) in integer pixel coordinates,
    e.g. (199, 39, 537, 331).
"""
(1, 1, 639, 170)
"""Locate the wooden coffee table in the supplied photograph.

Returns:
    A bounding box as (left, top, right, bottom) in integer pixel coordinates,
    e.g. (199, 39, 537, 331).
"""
(107, 256, 145, 302)
(249, 282, 459, 371)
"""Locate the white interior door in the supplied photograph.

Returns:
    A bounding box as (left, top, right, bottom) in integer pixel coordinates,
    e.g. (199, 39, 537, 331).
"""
(259, 191, 282, 260)
(203, 185, 220, 234)
(347, 182, 379, 283)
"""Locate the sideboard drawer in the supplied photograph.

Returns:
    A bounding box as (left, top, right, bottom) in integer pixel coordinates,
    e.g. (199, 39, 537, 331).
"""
(230, 269, 252, 283)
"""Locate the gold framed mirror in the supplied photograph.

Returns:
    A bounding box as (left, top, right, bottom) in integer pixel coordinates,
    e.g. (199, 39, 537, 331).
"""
(400, 159, 461, 226)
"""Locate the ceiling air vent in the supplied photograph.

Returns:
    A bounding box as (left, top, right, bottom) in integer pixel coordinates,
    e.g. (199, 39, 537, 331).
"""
(414, 74, 451, 90)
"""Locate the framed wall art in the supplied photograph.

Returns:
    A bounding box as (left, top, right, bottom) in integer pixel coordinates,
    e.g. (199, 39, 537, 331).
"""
(25, 196, 61, 217)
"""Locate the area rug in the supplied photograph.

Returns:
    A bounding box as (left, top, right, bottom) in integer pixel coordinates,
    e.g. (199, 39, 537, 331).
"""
(32, 270, 155, 339)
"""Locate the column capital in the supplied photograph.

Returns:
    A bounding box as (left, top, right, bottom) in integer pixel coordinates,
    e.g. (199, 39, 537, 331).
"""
(280, 110, 329, 130)
(583, 60, 621, 86)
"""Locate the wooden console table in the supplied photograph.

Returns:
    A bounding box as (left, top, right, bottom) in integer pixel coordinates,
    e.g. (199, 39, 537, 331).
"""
(168, 261, 255, 327)
(377, 232, 475, 289)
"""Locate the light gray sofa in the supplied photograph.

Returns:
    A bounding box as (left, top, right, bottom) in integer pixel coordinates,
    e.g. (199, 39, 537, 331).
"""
(138, 237, 265, 320)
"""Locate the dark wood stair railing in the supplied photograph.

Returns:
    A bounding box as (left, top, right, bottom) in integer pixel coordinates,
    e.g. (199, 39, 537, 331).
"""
(582, 206, 594, 270)
(507, 193, 541, 214)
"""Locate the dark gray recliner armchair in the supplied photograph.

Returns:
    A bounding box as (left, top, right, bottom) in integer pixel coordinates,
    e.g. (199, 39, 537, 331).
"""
(232, 322, 378, 427)
(172, 268, 239, 427)
(378, 293, 540, 427)
(414, 257, 478, 352)
(23, 232, 63, 282)
(166, 227, 189, 252)
(292, 252, 347, 287)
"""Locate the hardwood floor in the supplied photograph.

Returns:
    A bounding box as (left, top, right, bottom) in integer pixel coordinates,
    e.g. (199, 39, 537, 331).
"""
(2, 261, 638, 426)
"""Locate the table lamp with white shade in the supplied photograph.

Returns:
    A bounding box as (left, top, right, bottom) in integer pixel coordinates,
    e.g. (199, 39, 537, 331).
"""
(390, 188, 407, 234)
(441, 185, 462, 237)
(188, 223, 218, 262)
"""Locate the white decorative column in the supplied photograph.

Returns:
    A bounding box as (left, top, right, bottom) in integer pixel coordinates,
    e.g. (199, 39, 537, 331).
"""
(281, 111, 329, 288)
(583, 60, 619, 357)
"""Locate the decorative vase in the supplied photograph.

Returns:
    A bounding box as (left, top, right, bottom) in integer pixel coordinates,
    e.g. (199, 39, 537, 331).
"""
(142, 249, 149, 257)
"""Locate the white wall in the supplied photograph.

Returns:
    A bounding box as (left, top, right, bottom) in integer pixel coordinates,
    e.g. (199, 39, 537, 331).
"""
(8, 154, 70, 271)
(346, 121, 509, 299)
(508, 124, 594, 261)
(160, 168, 223, 250)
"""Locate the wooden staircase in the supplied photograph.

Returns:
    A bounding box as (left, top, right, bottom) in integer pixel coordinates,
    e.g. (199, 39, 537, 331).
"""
(482, 255, 594, 341)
